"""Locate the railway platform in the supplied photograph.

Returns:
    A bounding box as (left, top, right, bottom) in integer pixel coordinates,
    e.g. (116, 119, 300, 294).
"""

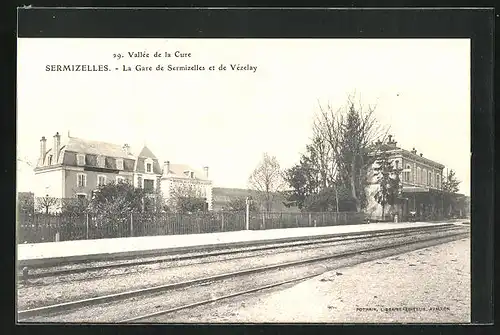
(17, 221, 462, 267)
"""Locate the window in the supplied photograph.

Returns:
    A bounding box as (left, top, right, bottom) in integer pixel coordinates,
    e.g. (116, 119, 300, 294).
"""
(77, 154, 86, 166)
(97, 155, 105, 168)
(116, 176, 125, 184)
(77, 173, 87, 187)
(97, 175, 106, 186)
(404, 165, 411, 182)
(436, 174, 441, 189)
(395, 160, 399, 170)
(416, 167, 421, 184)
(77, 194, 86, 200)
(116, 158, 124, 170)
(144, 179, 154, 193)
(422, 169, 427, 185)
(146, 163, 152, 173)
(428, 171, 432, 186)
(47, 155, 53, 165)
(190, 171, 194, 179)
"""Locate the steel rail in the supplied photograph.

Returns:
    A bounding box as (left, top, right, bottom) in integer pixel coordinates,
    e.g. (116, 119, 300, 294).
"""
(121, 231, 469, 323)
(17, 226, 467, 320)
(19, 224, 456, 280)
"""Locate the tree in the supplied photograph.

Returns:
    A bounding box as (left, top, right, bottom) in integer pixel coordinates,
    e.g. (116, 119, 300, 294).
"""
(90, 181, 144, 213)
(35, 195, 59, 214)
(168, 183, 208, 213)
(373, 148, 401, 220)
(303, 187, 338, 212)
(285, 95, 387, 213)
(18, 192, 35, 214)
(441, 169, 462, 217)
(442, 169, 461, 193)
(283, 150, 321, 210)
(248, 153, 285, 212)
(88, 181, 145, 234)
(335, 98, 386, 212)
(224, 197, 258, 212)
(61, 197, 89, 215)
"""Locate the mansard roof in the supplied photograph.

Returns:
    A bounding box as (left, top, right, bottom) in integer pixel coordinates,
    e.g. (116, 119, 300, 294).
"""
(64, 136, 135, 159)
(164, 163, 209, 181)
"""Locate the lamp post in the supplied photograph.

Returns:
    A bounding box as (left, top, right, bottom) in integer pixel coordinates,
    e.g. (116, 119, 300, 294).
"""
(245, 196, 252, 230)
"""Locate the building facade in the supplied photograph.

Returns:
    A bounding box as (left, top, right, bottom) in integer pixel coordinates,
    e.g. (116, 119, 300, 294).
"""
(366, 135, 448, 221)
(34, 133, 162, 206)
(160, 161, 213, 210)
(34, 131, 214, 212)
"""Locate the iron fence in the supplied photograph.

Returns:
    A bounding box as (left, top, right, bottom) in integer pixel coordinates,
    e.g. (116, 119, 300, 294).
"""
(248, 211, 366, 230)
(17, 210, 365, 244)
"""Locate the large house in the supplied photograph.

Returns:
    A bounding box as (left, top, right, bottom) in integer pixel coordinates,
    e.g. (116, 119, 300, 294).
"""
(34, 132, 212, 210)
(366, 135, 462, 221)
(160, 161, 213, 210)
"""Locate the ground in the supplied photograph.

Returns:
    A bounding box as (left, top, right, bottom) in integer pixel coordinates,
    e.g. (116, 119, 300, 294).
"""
(166, 236, 470, 323)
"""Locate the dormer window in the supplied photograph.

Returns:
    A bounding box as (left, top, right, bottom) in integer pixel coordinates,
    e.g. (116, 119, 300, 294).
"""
(77, 154, 85, 166)
(190, 171, 194, 179)
(47, 155, 53, 165)
(116, 158, 124, 170)
(97, 155, 105, 168)
(145, 158, 153, 173)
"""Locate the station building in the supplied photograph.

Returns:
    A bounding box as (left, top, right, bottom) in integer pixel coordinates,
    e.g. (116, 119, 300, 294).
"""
(366, 135, 468, 221)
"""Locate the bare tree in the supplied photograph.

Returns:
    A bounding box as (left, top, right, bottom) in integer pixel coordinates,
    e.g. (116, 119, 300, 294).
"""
(35, 196, 60, 214)
(313, 94, 389, 212)
(248, 153, 285, 212)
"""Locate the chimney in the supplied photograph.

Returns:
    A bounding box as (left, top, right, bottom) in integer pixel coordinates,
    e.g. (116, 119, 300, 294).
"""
(53, 132, 61, 162)
(387, 134, 392, 143)
(203, 166, 209, 179)
(411, 147, 417, 155)
(420, 153, 423, 157)
(40, 136, 47, 164)
(163, 161, 170, 175)
(123, 144, 130, 155)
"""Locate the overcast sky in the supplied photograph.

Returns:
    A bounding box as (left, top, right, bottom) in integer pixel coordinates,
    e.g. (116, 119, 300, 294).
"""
(17, 38, 470, 195)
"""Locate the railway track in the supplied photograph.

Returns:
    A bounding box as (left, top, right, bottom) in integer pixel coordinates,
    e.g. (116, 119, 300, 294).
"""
(18, 224, 457, 281)
(17, 225, 468, 322)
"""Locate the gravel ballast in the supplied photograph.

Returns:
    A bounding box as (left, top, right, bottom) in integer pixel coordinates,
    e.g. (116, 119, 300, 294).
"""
(160, 236, 470, 323)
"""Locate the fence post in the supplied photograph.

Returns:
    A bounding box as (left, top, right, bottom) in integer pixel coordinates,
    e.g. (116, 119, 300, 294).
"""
(85, 213, 89, 240)
(245, 201, 250, 230)
(130, 212, 134, 237)
(262, 213, 265, 230)
(221, 212, 225, 232)
(309, 213, 312, 227)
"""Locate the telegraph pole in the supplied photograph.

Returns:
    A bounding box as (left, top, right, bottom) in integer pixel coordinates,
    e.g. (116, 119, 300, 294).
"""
(245, 197, 251, 230)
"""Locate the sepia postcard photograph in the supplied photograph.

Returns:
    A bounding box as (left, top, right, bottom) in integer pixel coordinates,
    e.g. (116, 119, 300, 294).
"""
(14, 8, 491, 326)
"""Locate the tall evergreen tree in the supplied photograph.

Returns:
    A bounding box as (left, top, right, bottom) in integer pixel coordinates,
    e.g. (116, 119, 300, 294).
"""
(442, 169, 461, 193)
(373, 149, 401, 220)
